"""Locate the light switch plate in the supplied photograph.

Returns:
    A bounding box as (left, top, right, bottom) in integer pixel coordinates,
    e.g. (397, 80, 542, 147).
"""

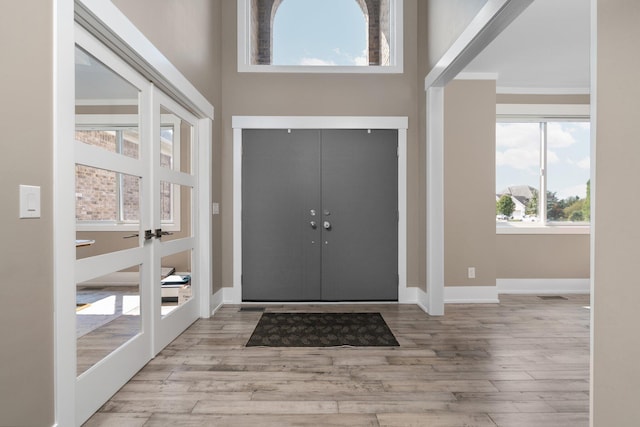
(212, 202, 220, 215)
(19, 185, 41, 218)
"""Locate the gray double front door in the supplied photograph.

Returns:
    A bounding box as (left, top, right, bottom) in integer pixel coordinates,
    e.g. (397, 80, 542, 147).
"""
(242, 129, 398, 301)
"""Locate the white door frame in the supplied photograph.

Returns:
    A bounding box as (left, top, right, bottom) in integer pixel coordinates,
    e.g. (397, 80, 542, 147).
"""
(152, 89, 202, 355)
(54, 1, 213, 425)
(231, 116, 410, 304)
(423, 0, 533, 315)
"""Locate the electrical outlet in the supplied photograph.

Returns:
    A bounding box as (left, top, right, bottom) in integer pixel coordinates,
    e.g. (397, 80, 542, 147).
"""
(468, 267, 476, 279)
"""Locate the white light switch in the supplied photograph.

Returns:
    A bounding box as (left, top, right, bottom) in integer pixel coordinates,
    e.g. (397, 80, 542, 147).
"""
(212, 202, 220, 215)
(20, 185, 41, 219)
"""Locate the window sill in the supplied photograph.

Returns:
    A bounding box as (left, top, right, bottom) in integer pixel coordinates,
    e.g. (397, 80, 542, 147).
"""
(496, 224, 590, 235)
(237, 64, 403, 74)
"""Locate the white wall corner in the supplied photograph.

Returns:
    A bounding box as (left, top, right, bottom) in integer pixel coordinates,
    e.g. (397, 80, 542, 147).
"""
(416, 287, 429, 314)
(497, 278, 590, 295)
(210, 288, 225, 315)
(210, 287, 243, 314)
(444, 286, 500, 304)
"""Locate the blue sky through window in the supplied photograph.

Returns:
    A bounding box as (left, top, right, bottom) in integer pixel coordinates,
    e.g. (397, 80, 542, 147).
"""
(496, 122, 590, 200)
(273, 0, 368, 66)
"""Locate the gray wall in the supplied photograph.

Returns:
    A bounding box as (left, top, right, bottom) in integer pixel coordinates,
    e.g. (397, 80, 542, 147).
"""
(592, 0, 640, 423)
(0, 1, 55, 425)
(443, 81, 590, 285)
(112, 0, 224, 291)
(220, 0, 426, 288)
(495, 93, 590, 280)
(444, 79, 497, 287)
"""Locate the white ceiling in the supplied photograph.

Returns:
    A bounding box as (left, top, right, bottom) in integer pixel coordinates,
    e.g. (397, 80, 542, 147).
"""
(461, 0, 591, 94)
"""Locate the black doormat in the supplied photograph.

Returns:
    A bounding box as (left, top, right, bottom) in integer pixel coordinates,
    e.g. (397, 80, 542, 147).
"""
(246, 312, 399, 347)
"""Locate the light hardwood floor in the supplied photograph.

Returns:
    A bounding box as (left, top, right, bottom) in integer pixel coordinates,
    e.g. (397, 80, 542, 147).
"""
(84, 294, 590, 427)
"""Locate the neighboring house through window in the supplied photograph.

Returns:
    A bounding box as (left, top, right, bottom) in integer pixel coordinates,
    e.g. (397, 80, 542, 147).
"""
(496, 105, 590, 230)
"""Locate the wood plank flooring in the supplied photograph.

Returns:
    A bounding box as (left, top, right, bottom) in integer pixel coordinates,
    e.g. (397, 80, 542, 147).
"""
(84, 294, 590, 426)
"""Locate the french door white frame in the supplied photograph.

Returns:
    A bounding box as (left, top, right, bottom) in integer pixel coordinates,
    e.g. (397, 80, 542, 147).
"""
(54, 1, 213, 425)
(152, 90, 201, 355)
(231, 116, 410, 304)
(73, 25, 155, 424)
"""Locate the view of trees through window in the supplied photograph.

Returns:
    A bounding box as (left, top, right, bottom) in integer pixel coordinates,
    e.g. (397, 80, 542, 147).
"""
(496, 121, 590, 225)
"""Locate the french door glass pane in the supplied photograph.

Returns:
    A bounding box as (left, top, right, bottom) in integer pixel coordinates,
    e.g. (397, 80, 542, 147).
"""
(75, 166, 140, 223)
(76, 265, 141, 375)
(75, 128, 140, 159)
(75, 46, 139, 158)
(159, 106, 193, 174)
(160, 182, 192, 241)
(160, 250, 193, 318)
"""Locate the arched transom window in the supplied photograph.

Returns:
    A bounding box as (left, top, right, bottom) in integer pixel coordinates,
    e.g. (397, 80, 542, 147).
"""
(238, 0, 402, 73)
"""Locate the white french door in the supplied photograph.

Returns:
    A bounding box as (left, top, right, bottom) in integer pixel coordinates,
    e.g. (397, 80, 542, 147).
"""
(73, 26, 202, 424)
(152, 90, 200, 353)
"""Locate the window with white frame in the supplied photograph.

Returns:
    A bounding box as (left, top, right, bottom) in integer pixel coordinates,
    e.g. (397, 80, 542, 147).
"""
(496, 105, 590, 229)
(75, 115, 181, 231)
(237, 0, 403, 73)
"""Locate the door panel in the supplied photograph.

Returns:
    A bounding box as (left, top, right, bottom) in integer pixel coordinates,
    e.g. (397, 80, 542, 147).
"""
(242, 128, 398, 301)
(74, 39, 152, 423)
(242, 129, 322, 301)
(321, 129, 398, 301)
(153, 92, 199, 354)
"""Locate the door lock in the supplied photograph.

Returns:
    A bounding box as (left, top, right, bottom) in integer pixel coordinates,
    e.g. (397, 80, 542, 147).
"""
(323, 221, 332, 230)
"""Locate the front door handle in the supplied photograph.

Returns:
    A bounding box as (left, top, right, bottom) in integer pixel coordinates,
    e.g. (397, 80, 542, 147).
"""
(323, 221, 331, 230)
(310, 221, 317, 229)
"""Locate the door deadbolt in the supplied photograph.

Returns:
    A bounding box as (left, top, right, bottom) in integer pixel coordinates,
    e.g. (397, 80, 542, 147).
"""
(323, 221, 331, 230)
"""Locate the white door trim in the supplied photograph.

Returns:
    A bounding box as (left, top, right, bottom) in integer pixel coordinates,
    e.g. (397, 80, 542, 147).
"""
(423, 0, 533, 316)
(55, 1, 213, 425)
(232, 116, 409, 303)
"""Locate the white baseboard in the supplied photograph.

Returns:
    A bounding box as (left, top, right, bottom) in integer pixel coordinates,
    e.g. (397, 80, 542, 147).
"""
(398, 285, 417, 304)
(399, 285, 430, 314)
(497, 278, 590, 295)
(415, 287, 429, 313)
(444, 286, 499, 304)
(210, 288, 225, 315)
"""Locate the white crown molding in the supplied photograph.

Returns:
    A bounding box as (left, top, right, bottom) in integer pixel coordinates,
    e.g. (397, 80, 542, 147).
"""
(497, 86, 591, 95)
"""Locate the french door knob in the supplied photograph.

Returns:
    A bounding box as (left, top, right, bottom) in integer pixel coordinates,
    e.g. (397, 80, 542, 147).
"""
(310, 221, 318, 229)
(323, 221, 332, 230)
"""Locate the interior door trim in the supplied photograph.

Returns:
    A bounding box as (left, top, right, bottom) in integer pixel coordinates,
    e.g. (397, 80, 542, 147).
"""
(232, 116, 409, 304)
(54, 6, 214, 424)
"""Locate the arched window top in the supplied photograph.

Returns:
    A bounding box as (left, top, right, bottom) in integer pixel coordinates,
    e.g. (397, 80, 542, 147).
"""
(273, 0, 367, 66)
(238, 0, 403, 73)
